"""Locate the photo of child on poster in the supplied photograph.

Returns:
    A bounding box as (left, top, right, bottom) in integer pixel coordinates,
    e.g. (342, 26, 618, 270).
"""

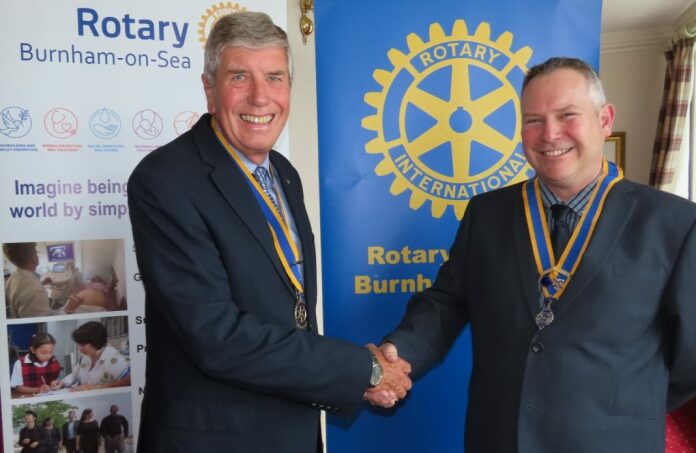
(8, 317, 130, 399)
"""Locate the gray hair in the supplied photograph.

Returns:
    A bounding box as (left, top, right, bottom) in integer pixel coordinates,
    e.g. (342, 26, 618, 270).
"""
(204, 11, 292, 82)
(522, 57, 606, 110)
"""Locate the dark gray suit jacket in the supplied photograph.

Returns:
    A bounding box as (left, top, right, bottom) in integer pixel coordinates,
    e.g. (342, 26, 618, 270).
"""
(129, 114, 371, 453)
(387, 179, 696, 452)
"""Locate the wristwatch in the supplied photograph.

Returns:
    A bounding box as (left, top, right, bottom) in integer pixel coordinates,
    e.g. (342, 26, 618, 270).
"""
(369, 352, 383, 387)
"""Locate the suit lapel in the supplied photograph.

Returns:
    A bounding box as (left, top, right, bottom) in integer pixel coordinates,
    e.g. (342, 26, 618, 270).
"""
(192, 115, 296, 297)
(552, 180, 636, 318)
(512, 186, 544, 321)
(270, 153, 310, 244)
(270, 152, 316, 308)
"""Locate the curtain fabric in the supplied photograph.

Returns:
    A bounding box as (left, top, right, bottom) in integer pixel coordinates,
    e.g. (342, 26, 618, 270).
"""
(667, 397, 696, 453)
(652, 37, 696, 453)
(649, 38, 695, 189)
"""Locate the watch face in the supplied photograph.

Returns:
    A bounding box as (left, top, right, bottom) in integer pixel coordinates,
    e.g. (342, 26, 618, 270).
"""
(370, 356, 383, 386)
(374, 367, 383, 386)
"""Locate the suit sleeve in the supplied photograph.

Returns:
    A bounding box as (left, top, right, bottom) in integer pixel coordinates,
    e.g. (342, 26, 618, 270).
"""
(666, 217, 696, 410)
(385, 197, 474, 376)
(128, 165, 371, 416)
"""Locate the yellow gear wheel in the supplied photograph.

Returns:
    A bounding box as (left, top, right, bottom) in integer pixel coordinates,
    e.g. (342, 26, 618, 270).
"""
(363, 20, 534, 219)
(198, 2, 246, 48)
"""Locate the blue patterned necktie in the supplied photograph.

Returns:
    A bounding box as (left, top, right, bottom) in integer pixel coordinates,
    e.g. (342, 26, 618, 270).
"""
(253, 166, 282, 218)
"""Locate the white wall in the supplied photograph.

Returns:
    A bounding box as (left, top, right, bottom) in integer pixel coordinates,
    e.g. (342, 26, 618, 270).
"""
(286, 2, 323, 329)
(600, 31, 671, 184)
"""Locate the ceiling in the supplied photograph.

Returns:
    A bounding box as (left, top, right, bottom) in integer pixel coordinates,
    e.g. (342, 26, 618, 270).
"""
(602, 0, 695, 33)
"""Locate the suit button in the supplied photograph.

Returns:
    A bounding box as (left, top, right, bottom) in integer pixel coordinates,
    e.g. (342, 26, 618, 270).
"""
(531, 342, 543, 353)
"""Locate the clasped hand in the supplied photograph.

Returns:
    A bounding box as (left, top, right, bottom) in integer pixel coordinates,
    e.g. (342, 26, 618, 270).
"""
(364, 343, 412, 408)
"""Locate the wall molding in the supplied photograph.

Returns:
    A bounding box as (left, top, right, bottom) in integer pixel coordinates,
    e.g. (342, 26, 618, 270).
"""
(601, 27, 672, 53)
(602, 3, 696, 54)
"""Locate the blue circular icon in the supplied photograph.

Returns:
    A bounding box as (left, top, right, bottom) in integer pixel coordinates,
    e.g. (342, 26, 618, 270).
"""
(0, 106, 32, 138)
(90, 108, 121, 139)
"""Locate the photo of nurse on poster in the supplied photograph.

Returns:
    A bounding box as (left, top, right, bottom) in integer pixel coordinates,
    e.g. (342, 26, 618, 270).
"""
(3, 239, 127, 319)
(8, 316, 131, 398)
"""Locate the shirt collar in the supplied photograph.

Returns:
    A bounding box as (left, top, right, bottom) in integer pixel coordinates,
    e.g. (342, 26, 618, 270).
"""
(23, 354, 49, 366)
(538, 175, 599, 215)
(228, 146, 271, 175)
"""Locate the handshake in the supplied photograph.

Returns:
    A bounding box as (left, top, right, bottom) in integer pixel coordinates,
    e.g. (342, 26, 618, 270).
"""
(364, 343, 412, 408)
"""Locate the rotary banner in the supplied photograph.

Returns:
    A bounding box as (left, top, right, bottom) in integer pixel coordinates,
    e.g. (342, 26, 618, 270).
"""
(0, 1, 285, 450)
(316, 1, 602, 451)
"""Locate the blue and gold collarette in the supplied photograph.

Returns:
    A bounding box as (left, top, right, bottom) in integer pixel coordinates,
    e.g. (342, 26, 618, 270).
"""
(522, 159, 623, 328)
(211, 118, 308, 329)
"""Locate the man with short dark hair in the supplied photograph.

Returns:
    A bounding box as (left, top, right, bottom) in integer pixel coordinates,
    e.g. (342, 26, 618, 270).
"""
(375, 57, 696, 452)
(43, 418, 60, 453)
(18, 410, 48, 453)
(128, 11, 411, 453)
(100, 405, 128, 453)
(61, 410, 78, 453)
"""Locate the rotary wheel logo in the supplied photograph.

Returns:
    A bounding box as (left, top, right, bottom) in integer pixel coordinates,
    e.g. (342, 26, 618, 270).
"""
(198, 2, 247, 48)
(363, 20, 534, 219)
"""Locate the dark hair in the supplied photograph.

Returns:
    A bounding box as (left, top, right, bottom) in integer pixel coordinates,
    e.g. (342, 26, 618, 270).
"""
(25, 410, 37, 419)
(522, 57, 606, 109)
(72, 321, 108, 349)
(79, 408, 93, 423)
(28, 333, 56, 363)
(43, 417, 53, 426)
(2, 242, 37, 267)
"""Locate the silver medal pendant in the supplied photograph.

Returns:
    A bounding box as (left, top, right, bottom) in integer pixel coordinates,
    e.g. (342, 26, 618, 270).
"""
(294, 291, 308, 330)
(535, 300, 555, 330)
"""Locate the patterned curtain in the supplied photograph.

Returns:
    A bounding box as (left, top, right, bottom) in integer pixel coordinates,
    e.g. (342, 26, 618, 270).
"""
(649, 38, 695, 189)
(656, 37, 696, 453)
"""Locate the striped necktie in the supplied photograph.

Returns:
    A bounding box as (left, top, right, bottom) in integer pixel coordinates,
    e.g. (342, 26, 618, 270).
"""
(253, 166, 282, 218)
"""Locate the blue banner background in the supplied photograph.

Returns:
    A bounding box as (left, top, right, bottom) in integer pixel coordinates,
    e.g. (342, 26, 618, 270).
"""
(316, 1, 601, 451)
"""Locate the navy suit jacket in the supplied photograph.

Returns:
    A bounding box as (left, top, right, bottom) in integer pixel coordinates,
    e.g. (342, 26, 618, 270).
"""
(387, 179, 696, 453)
(128, 114, 370, 452)
(61, 420, 77, 440)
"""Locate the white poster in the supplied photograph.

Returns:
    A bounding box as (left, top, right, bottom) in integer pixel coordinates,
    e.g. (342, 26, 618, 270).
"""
(0, 1, 286, 450)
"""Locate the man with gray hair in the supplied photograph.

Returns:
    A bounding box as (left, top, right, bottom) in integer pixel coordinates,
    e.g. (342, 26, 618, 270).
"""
(128, 11, 411, 453)
(374, 57, 696, 452)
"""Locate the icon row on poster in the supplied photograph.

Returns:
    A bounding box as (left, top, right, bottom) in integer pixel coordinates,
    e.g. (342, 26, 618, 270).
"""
(10, 387, 134, 452)
(3, 240, 127, 320)
(0, 106, 200, 141)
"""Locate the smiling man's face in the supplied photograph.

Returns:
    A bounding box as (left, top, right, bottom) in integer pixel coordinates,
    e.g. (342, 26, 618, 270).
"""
(203, 45, 290, 164)
(521, 68, 614, 200)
